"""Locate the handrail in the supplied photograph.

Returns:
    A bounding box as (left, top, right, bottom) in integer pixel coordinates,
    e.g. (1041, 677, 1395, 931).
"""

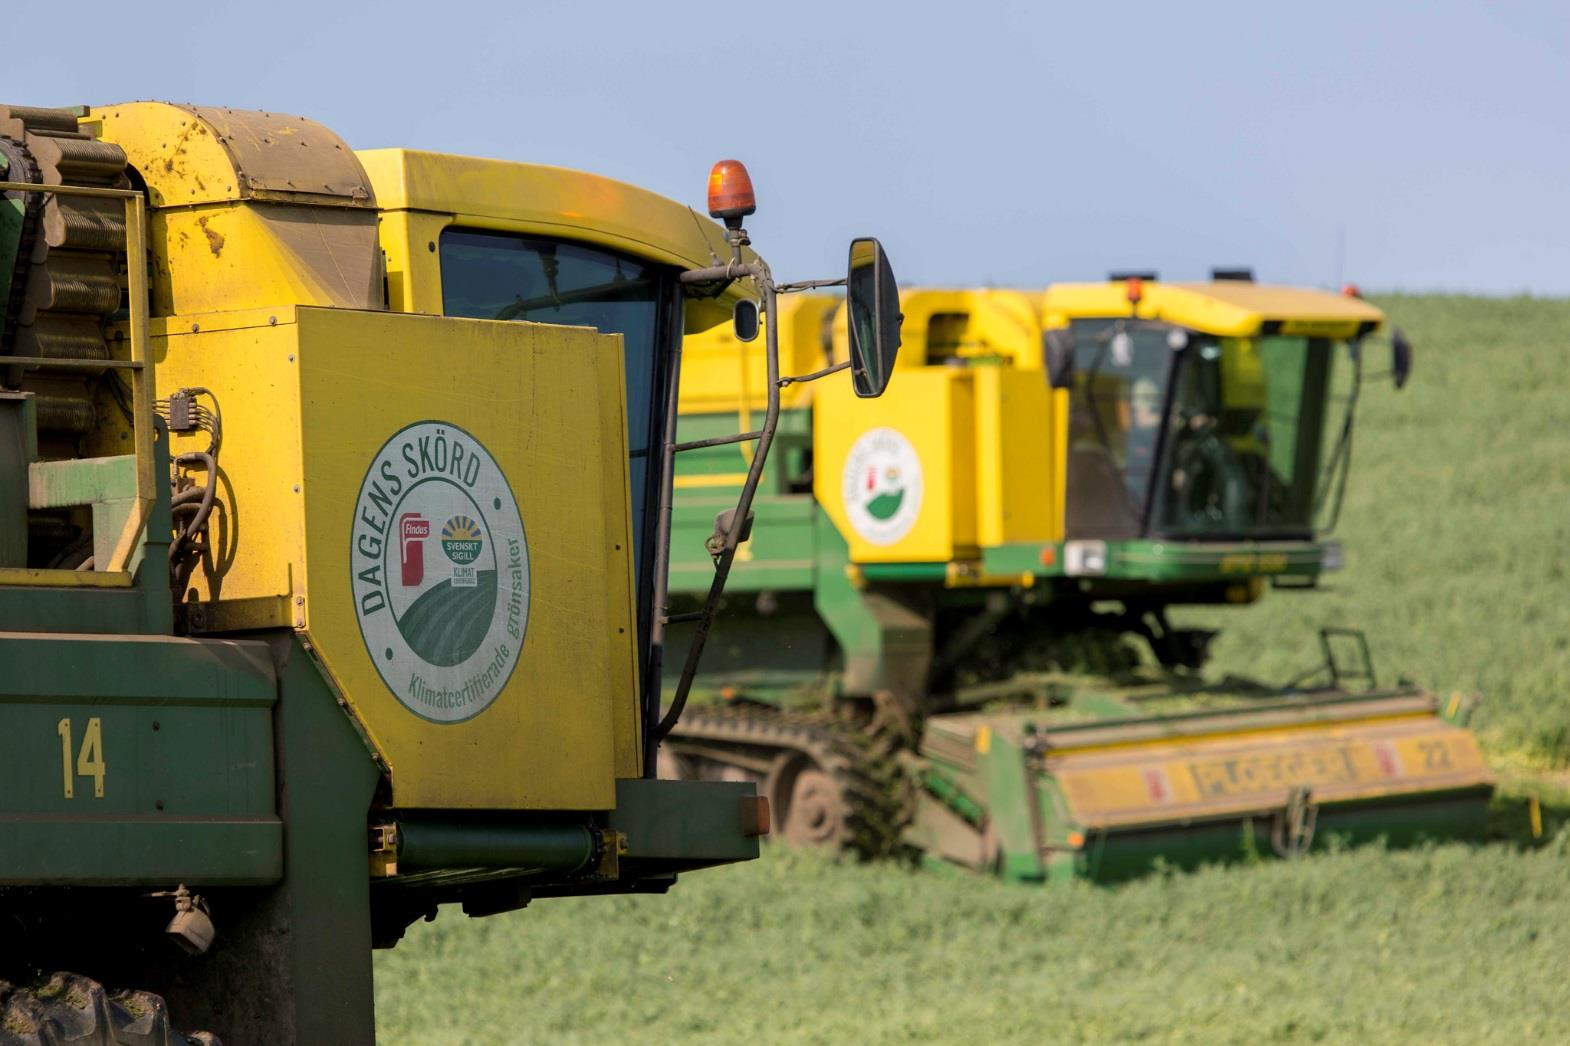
(0, 181, 154, 580)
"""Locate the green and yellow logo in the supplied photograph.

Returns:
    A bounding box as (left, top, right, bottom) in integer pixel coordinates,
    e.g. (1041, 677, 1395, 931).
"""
(842, 427, 923, 546)
(351, 422, 529, 724)
(864, 465, 907, 521)
(441, 515, 484, 564)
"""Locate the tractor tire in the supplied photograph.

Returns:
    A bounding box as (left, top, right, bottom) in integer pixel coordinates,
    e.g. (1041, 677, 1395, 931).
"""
(0, 973, 218, 1046)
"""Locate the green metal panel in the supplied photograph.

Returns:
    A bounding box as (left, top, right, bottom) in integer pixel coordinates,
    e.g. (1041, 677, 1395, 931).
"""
(670, 407, 818, 594)
(979, 540, 1054, 578)
(1071, 791, 1491, 883)
(974, 734, 1046, 884)
(0, 633, 281, 885)
(0, 820, 280, 885)
(0, 422, 174, 634)
(983, 538, 1326, 584)
(171, 636, 382, 1044)
(28, 454, 139, 506)
(396, 819, 595, 871)
(0, 393, 33, 567)
(812, 517, 932, 701)
(609, 777, 761, 870)
(670, 494, 818, 593)
(857, 562, 949, 583)
(674, 408, 812, 492)
(919, 768, 986, 826)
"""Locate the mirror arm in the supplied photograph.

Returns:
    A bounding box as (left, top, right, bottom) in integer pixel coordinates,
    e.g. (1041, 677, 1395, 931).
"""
(775, 277, 847, 294)
(680, 261, 766, 287)
(655, 276, 783, 742)
(779, 359, 850, 387)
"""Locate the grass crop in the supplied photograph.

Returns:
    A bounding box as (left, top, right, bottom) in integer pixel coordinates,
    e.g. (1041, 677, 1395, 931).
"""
(376, 295, 1570, 1042)
(376, 836, 1570, 1044)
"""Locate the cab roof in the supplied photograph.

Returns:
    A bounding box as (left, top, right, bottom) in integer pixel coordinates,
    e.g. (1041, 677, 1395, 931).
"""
(1040, 280, 1384, 339)
(359, 148, 738, 274)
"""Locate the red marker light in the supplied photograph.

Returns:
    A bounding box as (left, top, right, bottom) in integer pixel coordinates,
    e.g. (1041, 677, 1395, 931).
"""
(1126, 276, 1144, 305)
(1342, 282, 1362, 299)
(707, 159, 756, 221)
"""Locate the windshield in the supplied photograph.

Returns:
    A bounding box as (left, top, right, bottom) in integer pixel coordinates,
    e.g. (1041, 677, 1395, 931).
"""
(1154, 333, 1348, 539)
(439, 228, 681, 650)
(1062, 321, 1353, 541)
(1063, 320, 1174, 538)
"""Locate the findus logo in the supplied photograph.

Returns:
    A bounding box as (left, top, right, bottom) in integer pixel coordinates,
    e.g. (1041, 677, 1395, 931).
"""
(351, 421, 529, 723)
(841, 427, 923, 546)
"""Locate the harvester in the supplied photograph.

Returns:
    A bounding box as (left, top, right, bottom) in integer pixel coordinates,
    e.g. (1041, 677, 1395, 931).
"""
(0, 102, 899, 1043)
(663, 274, 1493, 880)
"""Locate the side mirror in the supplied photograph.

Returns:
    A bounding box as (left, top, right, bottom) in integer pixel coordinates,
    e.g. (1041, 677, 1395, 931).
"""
(1043, 329, 1075, 390)
(846, 237, 901, 398)
(732, 298, 760, 343)
(1391, 328, 1412, 390)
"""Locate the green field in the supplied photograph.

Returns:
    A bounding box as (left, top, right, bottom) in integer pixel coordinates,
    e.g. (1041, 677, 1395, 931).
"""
(375, 295, 1570, 1043)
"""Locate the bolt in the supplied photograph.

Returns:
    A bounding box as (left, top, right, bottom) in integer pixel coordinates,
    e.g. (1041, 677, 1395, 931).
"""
(269, 315, 277, 326)
(296, 596, 304, 606)
(152, 721, 161, 731)
(155, 800, 165, 811)
(190, 323, 199, 333)
(293, 484, 301, 493)
(287, 353, 295, 362)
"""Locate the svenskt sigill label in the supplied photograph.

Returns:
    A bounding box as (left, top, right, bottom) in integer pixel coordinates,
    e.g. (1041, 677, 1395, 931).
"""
(351, 421, 529, 722)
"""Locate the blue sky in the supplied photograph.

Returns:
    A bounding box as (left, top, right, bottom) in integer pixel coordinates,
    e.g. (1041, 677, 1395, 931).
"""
(8, 1, 1567, 293)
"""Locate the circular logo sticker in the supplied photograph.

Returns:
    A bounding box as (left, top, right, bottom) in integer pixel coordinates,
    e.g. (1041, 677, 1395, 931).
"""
(842, 427, 923, 545)
(350, 421, 529, 723)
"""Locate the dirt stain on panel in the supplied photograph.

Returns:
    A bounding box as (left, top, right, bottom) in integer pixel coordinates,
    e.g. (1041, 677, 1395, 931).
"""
(196, 216, 225, 258)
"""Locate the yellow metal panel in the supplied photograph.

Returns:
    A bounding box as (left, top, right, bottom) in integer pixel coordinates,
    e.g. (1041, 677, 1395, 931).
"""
(971, 367, 1059, 547)
(1047, 383, 1069, 543)
(294, 308, 637, 808)
(1040, 281, 1384, 339)
(827, 288, 1043, 370)
(378, 211, 450, 316)
(678, 294, 834, 414)
(145, 205, 382, 316)
(1052, 716, 1491, 830)
(813, 368, 977, 564)
(153, 320, 308, 624)
(87, 102, 383, 318)
(819, 287, 1072, 550)
(154, 308, 640, 807)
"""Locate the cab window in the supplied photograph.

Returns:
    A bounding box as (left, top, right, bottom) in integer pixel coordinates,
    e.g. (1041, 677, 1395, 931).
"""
(439, 228, 680, 646)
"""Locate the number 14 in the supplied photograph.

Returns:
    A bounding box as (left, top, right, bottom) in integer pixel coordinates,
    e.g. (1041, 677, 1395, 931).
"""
(57, 717, 106, 799)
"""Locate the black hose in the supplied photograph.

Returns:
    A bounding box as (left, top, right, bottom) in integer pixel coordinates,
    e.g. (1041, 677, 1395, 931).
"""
(168, 450, 216, 573)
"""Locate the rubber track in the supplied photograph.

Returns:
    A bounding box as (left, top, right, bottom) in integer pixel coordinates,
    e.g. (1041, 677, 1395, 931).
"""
(0, 972, 217, 1045)
(667, 705, 911, 858)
